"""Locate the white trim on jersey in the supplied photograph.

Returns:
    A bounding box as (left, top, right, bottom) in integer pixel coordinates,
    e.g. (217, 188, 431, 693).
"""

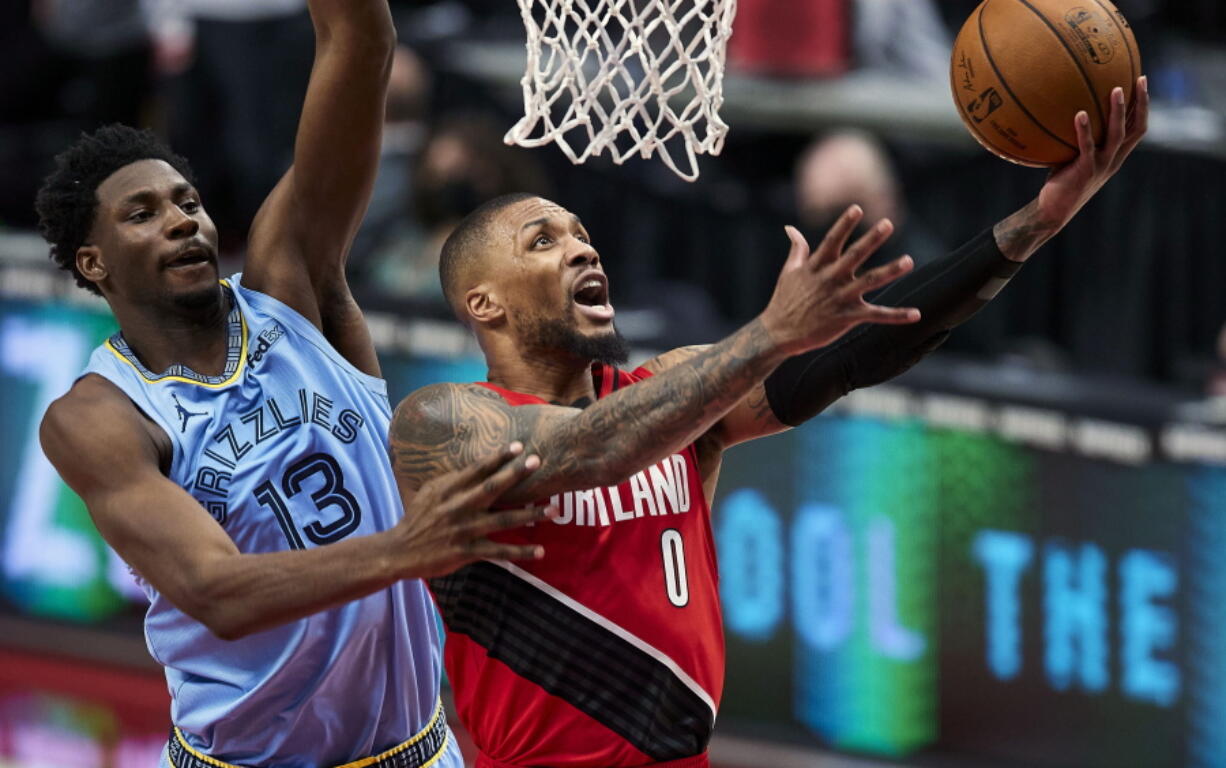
(490, 559, 719, 722)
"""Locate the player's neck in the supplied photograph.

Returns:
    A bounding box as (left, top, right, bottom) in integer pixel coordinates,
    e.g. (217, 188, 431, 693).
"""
(111, 295, 231, 378)
(486, 352, 597, 405)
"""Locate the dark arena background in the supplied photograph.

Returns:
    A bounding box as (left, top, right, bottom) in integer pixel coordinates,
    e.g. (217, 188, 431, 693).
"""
(3, 1, 1226, 766)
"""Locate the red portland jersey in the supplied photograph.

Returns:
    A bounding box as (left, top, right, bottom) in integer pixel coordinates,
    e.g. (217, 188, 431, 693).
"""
(429, 364, 724, 768)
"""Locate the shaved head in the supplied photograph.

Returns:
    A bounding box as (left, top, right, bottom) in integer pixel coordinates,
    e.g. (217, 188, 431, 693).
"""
(440, 193, 627, 367)
(439, 192, 539, 319)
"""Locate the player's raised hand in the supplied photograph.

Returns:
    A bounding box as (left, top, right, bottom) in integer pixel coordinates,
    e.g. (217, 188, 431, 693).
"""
(760, 205, 921, 356)
(395, 442, 557, 578)
(1039, 75, 1149, 228)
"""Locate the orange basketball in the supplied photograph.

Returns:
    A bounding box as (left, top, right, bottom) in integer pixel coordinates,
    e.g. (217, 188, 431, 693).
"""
(950, 0, 1140, 167)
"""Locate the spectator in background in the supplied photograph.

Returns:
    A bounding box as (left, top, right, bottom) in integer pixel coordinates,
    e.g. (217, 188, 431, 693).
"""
(349, 45, 432, 281)
(359, 113, 550, 304)
(794, 130, 944, 271)
(792, 129, 1013, 358)
(156, 0, 313, 251)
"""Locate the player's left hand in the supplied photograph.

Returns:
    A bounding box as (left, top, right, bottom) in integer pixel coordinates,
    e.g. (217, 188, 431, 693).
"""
(1037, 75, 1149, 227)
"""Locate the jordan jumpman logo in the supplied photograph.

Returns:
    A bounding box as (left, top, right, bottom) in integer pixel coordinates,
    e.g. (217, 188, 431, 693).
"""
(172, 394, 208, 433)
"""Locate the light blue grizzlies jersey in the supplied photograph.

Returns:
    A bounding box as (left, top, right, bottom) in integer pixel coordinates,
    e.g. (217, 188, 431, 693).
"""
(81, 276, 461, 768)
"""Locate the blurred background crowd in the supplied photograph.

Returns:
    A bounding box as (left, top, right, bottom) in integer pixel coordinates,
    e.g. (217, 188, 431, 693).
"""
(2, 0, 1225, 383)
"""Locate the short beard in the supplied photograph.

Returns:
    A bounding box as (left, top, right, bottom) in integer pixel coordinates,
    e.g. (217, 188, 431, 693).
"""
(164, 281, 226, 322)
(524, 313, 630, 366)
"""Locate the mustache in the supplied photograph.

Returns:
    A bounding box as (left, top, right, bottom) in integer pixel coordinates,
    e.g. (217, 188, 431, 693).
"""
(174, 240, 217, 260)
(161, 239, 219, 270)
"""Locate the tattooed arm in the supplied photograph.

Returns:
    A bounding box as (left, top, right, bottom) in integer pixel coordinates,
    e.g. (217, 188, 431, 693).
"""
(393, 319, 781, 504)
(638, 345, 785, 451)
(391, 209, 920, 505)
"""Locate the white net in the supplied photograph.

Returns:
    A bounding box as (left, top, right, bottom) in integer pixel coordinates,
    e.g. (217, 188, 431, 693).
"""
(505, 0, 738, 182)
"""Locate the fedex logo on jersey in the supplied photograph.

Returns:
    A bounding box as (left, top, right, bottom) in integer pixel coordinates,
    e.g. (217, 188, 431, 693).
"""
(542, 453, 692, 527)
(247, 322, 286, 367)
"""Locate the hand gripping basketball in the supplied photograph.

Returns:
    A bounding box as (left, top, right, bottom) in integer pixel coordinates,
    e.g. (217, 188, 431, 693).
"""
(760, 205, 922, 356)
(1038, 76, 1150, 230)
(394, 443, 557, 579)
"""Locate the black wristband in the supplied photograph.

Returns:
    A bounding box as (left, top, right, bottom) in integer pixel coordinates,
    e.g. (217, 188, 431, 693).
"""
(868, 226, 1020, 330)
(764, 228, 1018, 427)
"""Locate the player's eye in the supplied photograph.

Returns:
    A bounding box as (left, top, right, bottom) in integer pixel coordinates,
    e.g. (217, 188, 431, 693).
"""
(576, 233, 590, 244)
(533, 234, 553, 248)
(181, 200, 200, 213)
(127, 209, 153, 223)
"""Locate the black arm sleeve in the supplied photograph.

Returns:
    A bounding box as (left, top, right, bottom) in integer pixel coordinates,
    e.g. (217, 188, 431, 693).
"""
(763, 228, 1022, 426)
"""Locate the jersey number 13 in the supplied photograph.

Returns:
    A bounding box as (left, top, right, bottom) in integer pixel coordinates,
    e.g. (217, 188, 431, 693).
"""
(254, 453, 363, 549)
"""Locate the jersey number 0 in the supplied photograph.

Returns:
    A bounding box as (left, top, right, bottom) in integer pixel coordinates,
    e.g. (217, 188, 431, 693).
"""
(661, 529, 689, 607)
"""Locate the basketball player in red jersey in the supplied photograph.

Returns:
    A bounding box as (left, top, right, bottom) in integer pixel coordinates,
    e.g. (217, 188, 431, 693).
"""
(391, 80, 1148, 768)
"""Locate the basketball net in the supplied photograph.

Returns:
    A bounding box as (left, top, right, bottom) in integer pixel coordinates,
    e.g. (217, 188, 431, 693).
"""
(505, 0, 738, 182)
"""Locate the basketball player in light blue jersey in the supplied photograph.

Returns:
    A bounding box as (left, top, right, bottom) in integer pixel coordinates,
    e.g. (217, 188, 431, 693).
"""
(34, 2, 555, 766)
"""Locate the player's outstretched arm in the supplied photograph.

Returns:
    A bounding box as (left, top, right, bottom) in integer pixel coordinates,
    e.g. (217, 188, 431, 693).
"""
(41, 377, 550, 641)
(240, 0, 396, 376)
(994, 77, 1149, 262)
(656, 76, 1153, 453)
(390, 210, 919, 506)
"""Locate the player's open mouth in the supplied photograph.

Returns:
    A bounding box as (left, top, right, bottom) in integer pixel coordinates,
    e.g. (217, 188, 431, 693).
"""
(164, 246, 215, 271)
(572, 273, 614, 321)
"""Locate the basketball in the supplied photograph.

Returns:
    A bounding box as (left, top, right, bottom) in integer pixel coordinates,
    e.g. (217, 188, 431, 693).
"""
(950, 0, 1140, 167)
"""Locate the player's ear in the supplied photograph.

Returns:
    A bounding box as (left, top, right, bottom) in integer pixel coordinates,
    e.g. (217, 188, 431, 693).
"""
(465, 284, 505, 327)
(76, 245, 108, 289)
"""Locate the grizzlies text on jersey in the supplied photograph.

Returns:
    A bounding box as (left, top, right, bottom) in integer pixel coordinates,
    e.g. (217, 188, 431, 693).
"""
(82, 277, 462, 768)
